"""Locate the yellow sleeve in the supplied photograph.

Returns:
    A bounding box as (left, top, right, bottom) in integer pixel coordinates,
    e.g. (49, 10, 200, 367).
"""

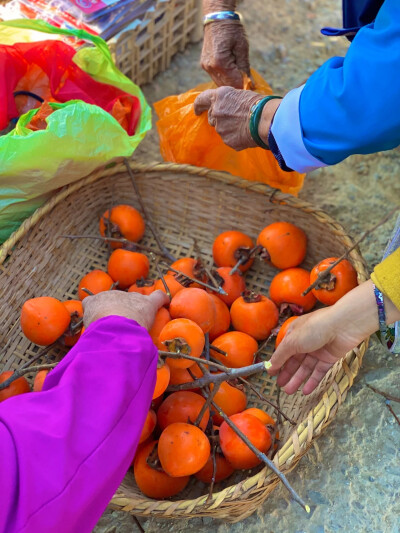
(371, 248, 400, 310)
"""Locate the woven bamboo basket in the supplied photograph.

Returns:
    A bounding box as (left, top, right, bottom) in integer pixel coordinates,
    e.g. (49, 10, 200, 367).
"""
(0, 161, 369, 523)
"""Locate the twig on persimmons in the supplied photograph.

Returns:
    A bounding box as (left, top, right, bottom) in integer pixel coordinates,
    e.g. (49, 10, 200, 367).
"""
(151, 254, 171, 301)
(209, 344, 228, 357)
(124, 159, 176, 262)
(204, 333, 210, 361)
(166, 359, 271, 392)
(194, 383, 220, 428)
(229, 245, 262, 276)
(238, 376, 295, 425)
(207, 425, 218, 503)
(81, 288, 95, 297)
(366, 384, 400, 403)
(160, 262, 228, 296)
(59, 235, 166, 258)
(0, 363, 58, 391)
(271, 387, 282, 459)
(193, 238, 220, 291)
(159, 351, 229, 372)
(254, 332, 276, 362)
(18, 342, 59, 371)
(210, 399, 310, 513)
(302, 206, 400, 297)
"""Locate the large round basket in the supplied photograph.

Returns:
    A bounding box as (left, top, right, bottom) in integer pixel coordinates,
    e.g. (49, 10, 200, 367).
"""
(0, 161, 369, 523)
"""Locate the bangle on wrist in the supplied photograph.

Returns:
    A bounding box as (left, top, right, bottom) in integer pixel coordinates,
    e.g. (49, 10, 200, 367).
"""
(373, 283, 397, 352)
(203, 11, 243, 26)
(249, 96, 282, 150)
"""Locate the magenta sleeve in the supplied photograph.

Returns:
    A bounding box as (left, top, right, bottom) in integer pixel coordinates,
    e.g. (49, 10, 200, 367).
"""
(0, 315, 158, 533)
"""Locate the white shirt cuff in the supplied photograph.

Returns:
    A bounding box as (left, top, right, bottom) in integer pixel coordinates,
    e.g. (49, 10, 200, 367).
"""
(271, 85, 328, 173)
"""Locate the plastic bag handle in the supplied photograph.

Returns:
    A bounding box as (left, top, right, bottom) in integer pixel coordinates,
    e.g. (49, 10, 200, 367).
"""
(0, 19, 112, 61)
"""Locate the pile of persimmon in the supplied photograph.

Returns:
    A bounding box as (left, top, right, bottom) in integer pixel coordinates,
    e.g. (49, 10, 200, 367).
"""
(9, 205, 359, 501)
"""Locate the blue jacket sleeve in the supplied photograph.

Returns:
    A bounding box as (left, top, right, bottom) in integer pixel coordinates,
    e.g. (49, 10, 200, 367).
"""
(271, 0, 400, 172)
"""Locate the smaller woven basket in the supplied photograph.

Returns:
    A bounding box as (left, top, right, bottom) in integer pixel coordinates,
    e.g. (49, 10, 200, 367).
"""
(0, 162, 369, 523)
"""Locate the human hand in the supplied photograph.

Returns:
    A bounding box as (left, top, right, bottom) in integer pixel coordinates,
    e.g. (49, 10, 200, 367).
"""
(202, 0, 249, 88)
(82, 290, 169, 331)
(194, 87, 281, 150)
(268, 280, 383, 395)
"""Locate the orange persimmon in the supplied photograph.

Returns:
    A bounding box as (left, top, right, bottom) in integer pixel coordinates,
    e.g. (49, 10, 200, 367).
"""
(107, 249, 149, 290)
(78, 270, 114, 300)
(257, 221, 307, 269)
(269, 268, 317, 312)
(212, 231, 255, 273)
(310, 257, 358, 306)
(211, 331, 258, 368)
(157, 391, 210, 432)
(99, 204, 145, 248)
(159, 318, 205, 369)
(21, 296, 71, 346)
(169, 288, 216, 333)
(230, 292, 279, 340)
(0, 371, 30, 402)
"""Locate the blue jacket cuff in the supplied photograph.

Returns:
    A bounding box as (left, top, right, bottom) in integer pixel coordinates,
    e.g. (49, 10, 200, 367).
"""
(270, 85, 328, 174)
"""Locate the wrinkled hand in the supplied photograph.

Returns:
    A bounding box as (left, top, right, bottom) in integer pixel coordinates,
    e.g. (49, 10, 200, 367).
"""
(82, 290, 169, 331)
(194, 86, 263, 150)
(201, 21, 250, 89)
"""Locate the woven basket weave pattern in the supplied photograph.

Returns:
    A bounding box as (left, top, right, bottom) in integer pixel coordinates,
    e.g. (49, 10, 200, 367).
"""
(0, 162, 369, 522)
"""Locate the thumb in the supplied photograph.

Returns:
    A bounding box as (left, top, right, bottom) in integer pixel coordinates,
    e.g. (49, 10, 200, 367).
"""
(148, 290, 170, 310)
(268, 339, 298, 376)
(194, 90, 216, 116)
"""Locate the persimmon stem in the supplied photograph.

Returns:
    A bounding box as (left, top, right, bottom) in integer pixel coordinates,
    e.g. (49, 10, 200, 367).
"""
(81, 288, 94, 297)
(0, 363, 58, 391)
(207, 426, 218, 503)
(238, 376, 296, 425)
(160, 262, 228, 296)
(209, 345, 228, 357)
(18, 342, 59, 371)
(59, 235, 166, 258)
(209, 400, 310, 513)
(302, 206, 399, 297)
(193, 238, 221, 291)
(158, 351, 228, 372)
(366, 384, 400, 403)
(151, 255, 172, 301)
(204, 333, 210, 361)
(123, 159, 176, 262)
(229, 245, 262, 276)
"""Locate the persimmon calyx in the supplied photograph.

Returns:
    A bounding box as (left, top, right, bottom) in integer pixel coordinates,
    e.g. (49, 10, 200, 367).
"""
(242, 289, 262, 303)
(314, 272, 337, 291)
(162, 337, 192, 355)
(135, 277, 155, 288)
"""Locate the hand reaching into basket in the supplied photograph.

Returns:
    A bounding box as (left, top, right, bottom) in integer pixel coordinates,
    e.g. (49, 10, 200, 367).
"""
(269, 280, 400, 395)
(201, 0, 250, 88)
(82, 289, 169, 330)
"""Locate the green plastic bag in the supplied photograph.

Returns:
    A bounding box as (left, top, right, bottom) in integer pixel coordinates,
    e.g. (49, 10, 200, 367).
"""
(0, 20, 151, 244)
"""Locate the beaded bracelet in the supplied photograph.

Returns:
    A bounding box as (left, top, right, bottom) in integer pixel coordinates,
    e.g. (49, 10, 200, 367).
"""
(373, 283, 396, 351)
(203, 11, 243, 26)
(249, 96, 282, 150)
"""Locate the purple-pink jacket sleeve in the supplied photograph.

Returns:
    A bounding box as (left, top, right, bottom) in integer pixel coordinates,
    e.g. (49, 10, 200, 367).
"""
(0, 315, 158, 533)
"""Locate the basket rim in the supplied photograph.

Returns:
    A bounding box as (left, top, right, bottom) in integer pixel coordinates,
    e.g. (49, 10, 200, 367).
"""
(0, 161, 370, 520)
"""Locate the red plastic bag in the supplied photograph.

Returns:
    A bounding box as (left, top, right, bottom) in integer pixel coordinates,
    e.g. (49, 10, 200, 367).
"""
(154, 70, 305, 195)
(1, 39, 141, 134)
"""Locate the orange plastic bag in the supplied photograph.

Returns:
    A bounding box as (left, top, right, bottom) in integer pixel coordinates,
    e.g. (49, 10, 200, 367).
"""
(154, 70, 305, 195)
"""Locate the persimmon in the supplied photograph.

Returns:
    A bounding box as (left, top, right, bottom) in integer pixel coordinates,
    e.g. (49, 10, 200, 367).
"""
(168, 257, 207, 288)
(243, 408, 275, 427)
(33, 370, 49, 392)
(219, 412, 271, 470)
(211, 331, 258, 368)
(154, 274, 184, 298)
(212, 267, 246, 307)
(208, 294, 231, 341)
(0, 371, 30, 402)
(269, 268, 317, 312)
(107, 249, 149, 290)
(311, 257, 358, 305)
(99, 204, 145, 248)
(128, 278, 156, 296)
(212, 230, 255, 273)
(212, 381, 247, 426)
(157, 391, 210, 431)
(230, 292, 279, 340)
(195, 452, 234, 483)
(159, 318, 205, 369)
(149, 307, 171, 350)
(275, 316, 299, 348)
(153, 363, 171, 400)
(139, 410, 157, 444)
(134, 441, 190, 499)
(158, 422, 210, 477)
(169, 288, 216, 333)
(62, 300, 83, 347)
(78, 270, 114, 300)
(257, 222, 307, 269)
(21, 296, 71, 346)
